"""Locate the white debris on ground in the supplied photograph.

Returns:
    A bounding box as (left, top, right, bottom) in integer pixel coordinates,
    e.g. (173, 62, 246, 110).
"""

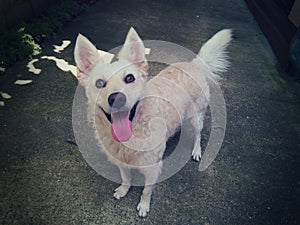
(0, 91, 12, 99)
(26, 59, 42, 75)
(0, 91, 12, 107)
(145, 48, 151, 55)
(95, 48, 149, 64)
(41, 56, 77, 77)
(97, 50, 115, 63)
(53, 40, 71, 53)
(14, 80, 33, 85)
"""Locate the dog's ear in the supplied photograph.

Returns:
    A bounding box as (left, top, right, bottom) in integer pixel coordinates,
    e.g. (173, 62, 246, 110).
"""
(118, 27, 149, 72)
(74, 34, 101, 80)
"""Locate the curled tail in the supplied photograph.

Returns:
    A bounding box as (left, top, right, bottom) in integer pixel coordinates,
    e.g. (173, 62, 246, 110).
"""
(196, 29, 233, 80)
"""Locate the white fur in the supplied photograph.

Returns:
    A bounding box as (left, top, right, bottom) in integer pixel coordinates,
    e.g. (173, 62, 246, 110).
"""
(74, 27, 232, 217)
(198, 29, 232, 76)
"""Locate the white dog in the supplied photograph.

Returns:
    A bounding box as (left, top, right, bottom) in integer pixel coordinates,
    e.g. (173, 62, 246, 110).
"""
(74, 27, 232, 217)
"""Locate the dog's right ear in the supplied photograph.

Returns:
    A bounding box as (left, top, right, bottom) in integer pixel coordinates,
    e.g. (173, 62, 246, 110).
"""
(74, 34, 100, 84)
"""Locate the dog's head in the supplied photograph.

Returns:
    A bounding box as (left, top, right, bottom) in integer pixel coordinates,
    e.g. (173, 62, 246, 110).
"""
(74, 27, 149, 142)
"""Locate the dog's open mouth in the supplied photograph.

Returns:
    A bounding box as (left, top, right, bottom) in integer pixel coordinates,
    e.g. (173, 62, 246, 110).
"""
(100, 101, 139, 142)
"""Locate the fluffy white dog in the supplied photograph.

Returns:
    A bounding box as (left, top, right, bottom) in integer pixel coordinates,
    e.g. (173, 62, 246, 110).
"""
(74, 27, 232, 217)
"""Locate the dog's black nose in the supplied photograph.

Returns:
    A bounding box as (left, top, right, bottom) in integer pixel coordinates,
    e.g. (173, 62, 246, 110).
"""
(108, 92, 127, 108)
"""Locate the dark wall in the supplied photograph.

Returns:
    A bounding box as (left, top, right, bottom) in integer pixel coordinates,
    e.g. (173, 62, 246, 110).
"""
(246, 0, 297, 69)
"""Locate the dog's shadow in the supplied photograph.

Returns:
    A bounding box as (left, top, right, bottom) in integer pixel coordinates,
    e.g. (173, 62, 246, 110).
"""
(163, 111, 211, 161)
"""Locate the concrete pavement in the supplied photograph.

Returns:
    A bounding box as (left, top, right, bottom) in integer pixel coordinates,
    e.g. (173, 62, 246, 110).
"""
(0, 0, 299, 224)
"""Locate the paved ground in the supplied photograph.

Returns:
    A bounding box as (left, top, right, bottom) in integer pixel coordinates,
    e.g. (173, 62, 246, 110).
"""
(0, 0, 299, 224)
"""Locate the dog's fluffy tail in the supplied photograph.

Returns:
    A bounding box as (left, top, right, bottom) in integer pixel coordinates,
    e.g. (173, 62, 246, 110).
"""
(196, 29, 232, 80)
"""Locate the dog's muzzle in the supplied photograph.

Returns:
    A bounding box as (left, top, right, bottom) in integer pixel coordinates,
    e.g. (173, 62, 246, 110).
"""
(99, 96, 139, 142)
(99, 92, 139, 123)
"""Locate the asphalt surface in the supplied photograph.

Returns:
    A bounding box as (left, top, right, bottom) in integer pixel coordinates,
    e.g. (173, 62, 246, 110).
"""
(0, 0, 299, 224)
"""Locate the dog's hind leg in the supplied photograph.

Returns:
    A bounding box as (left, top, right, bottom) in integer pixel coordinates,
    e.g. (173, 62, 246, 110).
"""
(137, 161, 162, 217)
(191, 111, 205, 161)
(114, 166, 131, 199)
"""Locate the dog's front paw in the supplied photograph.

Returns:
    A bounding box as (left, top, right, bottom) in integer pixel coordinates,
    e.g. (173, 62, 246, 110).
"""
(137, 199, 150, 217)
(192, 143, 202, 162)
(113, 184, 130, 200)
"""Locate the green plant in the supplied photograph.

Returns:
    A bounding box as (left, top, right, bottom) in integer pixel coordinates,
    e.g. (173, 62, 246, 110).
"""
(18, 27, 42, 56)
(0, 27, 39, 70)
(0, 0, 91, 74)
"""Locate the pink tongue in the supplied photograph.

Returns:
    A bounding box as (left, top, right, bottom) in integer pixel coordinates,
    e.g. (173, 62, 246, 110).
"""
(111, 111, 132, 142)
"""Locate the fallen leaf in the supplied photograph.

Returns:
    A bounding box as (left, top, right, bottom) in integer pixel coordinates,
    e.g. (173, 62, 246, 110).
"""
(53, 40, 71, 53)
(145, 48, 151, 55)
(27, 59, 42, 75)
(0, 91, 12, 99)
(14, 80, 33, 85)
(0, 101, 5, 106)
(97, 50, 115, 63)
(41, 56, 77, 77)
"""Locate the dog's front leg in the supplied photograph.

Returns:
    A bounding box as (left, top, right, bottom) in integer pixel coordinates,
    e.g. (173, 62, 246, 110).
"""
(114, 166, 131, 199)
(137, 161, 162, 217)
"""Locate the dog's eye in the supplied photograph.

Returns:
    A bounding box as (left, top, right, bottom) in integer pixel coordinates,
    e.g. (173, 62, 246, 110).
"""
(124, 74, 135, 84)
(95, 79, 106, 88)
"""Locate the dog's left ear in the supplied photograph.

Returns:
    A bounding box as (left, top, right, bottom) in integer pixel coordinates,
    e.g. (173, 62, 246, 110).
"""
(118, 27, 149, 72)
